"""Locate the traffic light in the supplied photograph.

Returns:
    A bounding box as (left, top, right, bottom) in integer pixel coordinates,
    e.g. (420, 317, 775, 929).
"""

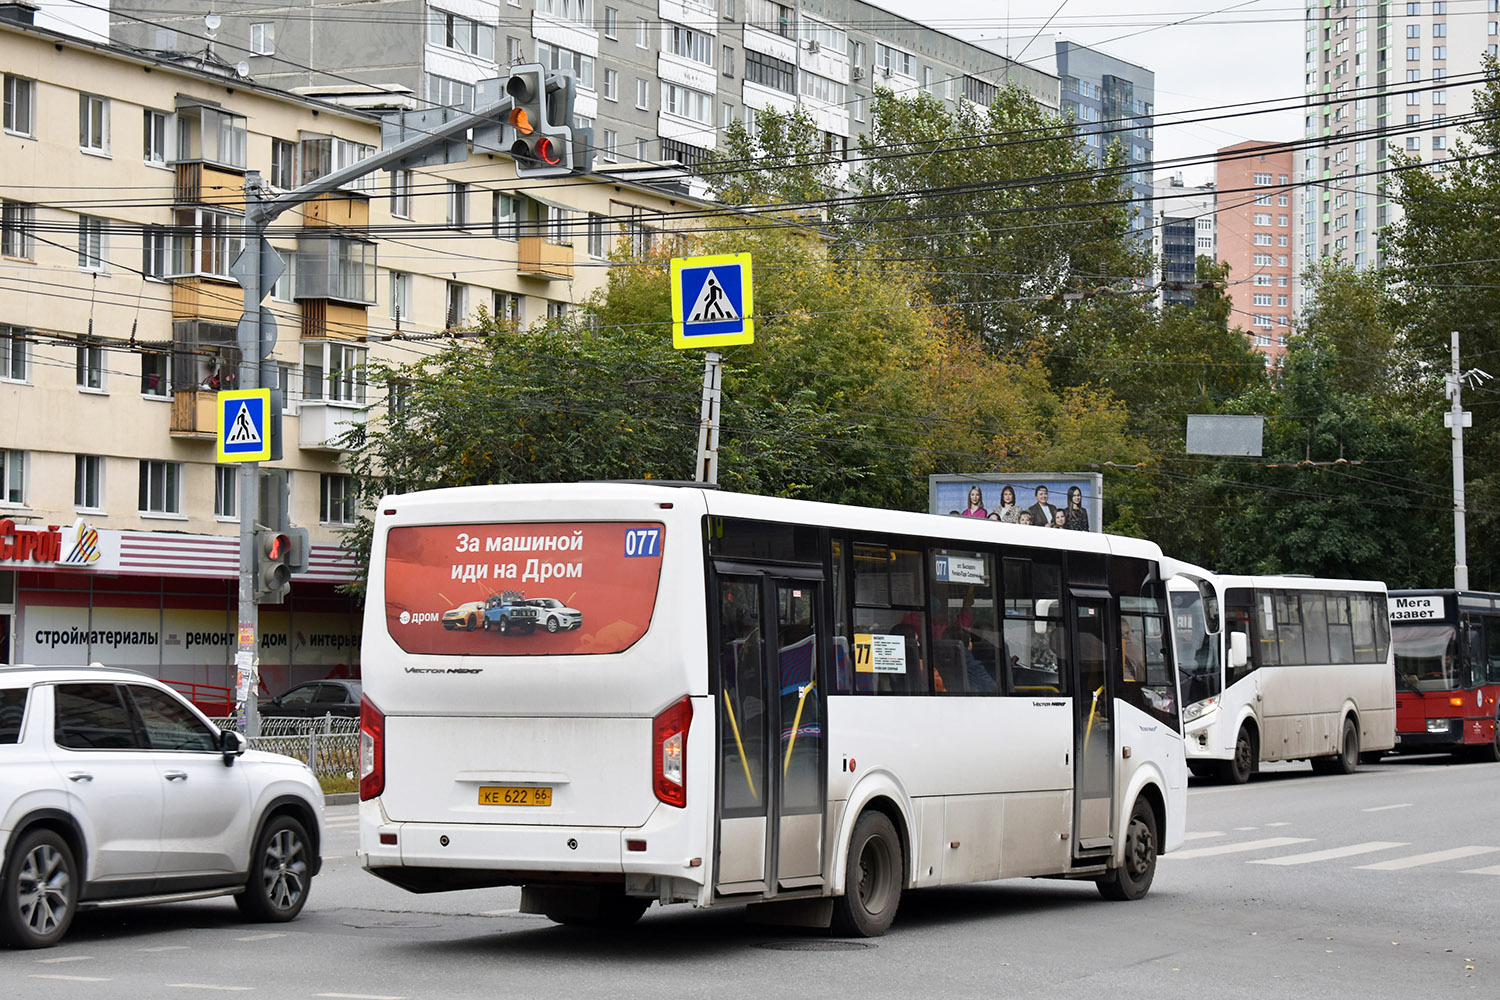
(254, 527, 293, 604)
(504, 64, 572, 176)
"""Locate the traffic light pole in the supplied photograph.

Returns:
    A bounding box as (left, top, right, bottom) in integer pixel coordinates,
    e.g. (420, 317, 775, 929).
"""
(231, 85, 555, 735)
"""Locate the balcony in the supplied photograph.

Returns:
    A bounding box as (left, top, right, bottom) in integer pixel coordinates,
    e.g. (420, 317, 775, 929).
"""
(298, 400, 367, 452)
(517, 236, 574, 280)
(169, 390, 218, 438)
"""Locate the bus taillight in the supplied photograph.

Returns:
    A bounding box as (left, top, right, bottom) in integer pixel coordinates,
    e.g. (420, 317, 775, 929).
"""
(653, 696, 693, 808)
(360, 694, 385, 801)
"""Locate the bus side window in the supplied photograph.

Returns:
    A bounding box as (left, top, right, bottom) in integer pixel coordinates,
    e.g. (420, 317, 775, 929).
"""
(1486, 617, 1500, 683)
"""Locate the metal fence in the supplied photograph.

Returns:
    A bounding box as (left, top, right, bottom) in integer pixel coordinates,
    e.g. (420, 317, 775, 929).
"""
(211, 715, 359, 779)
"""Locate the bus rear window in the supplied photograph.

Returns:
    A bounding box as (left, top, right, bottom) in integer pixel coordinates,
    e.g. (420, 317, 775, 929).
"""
(382, 521, 665, 656)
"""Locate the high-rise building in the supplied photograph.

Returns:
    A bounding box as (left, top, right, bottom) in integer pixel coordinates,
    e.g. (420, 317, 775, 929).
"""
(108, 0, 1060, 173)
(1299, 0, 1494, 290)
(1218, 141, 1296, 366)
(1152, 173, 1215, 308)
(1053, 41, 1155, 241)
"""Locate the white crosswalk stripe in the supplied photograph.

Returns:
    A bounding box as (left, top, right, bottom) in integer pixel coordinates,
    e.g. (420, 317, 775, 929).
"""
(1167, 837, 1313, 860)
(1248, 841, 1408, 866)
(1355, 846, 1500, 871)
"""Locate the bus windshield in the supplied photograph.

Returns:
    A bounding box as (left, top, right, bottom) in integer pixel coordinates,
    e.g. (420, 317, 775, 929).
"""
(1392, 624, 1460, 693)
(1170, 589, 1222, 706)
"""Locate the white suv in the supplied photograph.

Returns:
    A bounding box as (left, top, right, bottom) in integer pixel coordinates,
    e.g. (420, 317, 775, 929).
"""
(0, 664, 325, 949)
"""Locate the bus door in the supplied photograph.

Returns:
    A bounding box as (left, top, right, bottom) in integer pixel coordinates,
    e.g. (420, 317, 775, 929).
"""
(1070, 591, 1114, 855)
(712, 567, 827, 896)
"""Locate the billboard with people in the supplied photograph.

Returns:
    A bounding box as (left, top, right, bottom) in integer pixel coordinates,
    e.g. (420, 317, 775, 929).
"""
(928, 473, 1104, 532)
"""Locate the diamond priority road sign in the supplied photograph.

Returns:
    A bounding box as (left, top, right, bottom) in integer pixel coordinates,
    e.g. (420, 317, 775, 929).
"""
(216, 389, 273, 463)
(670, 253, 754, 349)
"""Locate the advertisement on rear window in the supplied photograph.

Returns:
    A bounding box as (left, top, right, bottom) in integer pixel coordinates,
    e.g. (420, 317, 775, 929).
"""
(383, 522, 665, 656)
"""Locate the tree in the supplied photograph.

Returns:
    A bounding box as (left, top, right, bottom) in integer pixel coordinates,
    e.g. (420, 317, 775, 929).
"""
(705, 106, 842, 209)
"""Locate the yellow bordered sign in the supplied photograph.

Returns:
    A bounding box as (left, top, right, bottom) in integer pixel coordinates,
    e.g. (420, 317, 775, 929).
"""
(216, 389, 272, 462)
(670, 253, 754, 348)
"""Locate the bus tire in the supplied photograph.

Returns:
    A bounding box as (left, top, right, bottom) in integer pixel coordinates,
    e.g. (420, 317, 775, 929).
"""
(1097, 797, 1158, 902)
(1222, 725, 1255, 785)
(1316, 717, 1360, 775)
(831, 811, 903, 937)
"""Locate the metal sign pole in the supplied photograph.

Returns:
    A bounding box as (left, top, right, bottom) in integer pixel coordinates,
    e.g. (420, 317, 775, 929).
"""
(695, 350, 722, 485)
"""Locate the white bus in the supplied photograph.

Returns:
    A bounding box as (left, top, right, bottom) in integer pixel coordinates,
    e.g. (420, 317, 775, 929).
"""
(356, 483, 1188, 935)
(1168, 569, 1396, 784)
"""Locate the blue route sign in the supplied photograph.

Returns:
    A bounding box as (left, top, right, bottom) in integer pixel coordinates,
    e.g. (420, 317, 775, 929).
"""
(216, 389, 272, 462)
(671, 253, 754, 349)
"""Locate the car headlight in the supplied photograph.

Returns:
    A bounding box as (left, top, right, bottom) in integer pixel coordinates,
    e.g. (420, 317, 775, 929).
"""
(1183, 697, 1218, 723)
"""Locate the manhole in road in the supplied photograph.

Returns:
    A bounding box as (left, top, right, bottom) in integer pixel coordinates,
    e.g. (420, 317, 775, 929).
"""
(757, 940, 872, 952)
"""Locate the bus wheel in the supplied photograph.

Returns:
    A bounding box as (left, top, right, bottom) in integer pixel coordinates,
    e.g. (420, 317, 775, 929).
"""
(1097, 798, 1158, 901)
(1222, 725, 1255, 785)
(1327, 717, 1360, 775)
(831, 811, 902, 937)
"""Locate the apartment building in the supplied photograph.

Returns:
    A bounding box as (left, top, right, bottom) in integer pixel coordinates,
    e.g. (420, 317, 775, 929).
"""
(1299, 0, 1495, 293)
(107, 0, 1060, 173)
(1218, 142, 1296, 366)
(1152, 173, 1214, 309)
(0, 13, 704, 690)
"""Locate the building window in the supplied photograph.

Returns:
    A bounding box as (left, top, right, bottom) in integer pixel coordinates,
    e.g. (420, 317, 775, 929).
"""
(1278, 294, 1289, 307)
(1406, 46, 1421, 60)
(251, 22, 276, 55)
(668, 24, 714, 66)
(271, 138, 297, 190)
(1433, 46, 1447, 59)
(636, 137, 648, 162)
(1, 326, 28, 382)
(601, 128, 618, 161)
(3, 75, 35, 136)
(428, 6, 496, 59)
(78, 216, 106, 272)
(170, 208, 241, 279)
(1406, 24, 1421, 38)
(1253, 212, 1272, 226)
(536, 41, 595, 88)
(447, 181, 468, 228)
(389, 270, 412, 323)
(390, 169, 412, 218)
(493, 291, 522, 326)
(636, 78, 650, 109)
(1277, 234, 1289, 247)
(302, 341, 367, 404)
(724, 46, 735, 76)
(214, 466, 237, 519)
(1253, 274, 1273, 286)
(445, 281, 467, 328)
(142, 225, 169, 279)
(587, 213, 607, 257)
(604, 6, 618, 37)
(74, 455, 103, 510)
(493, 193, 519, 238)
(143, 110, 170, 164)
(661, 83, 713, 124)
(138, 460, 182, 515)
(1432, 23, 1447, 38)
(321, 474, 354, 525)
(636, 17, 649, 47)
(547, 301, 568, 321)
(1253, 233, 1273, 246)
(874, 42, 914, 77)
(0, 450, 23, 505)
(141, 351, 169, 397)
(1253, 315, 1272, 329)
(427, 75, 474, 110)
(175, 103, 248, 169)
(603, 68, 618, 101)
(76, 338, 105, 390)
(79, 94, 109, 154)
(744, 49, 795, 93)
(271, 250, 294, 302)
(1252, 172, 1272, 185)
(1, 201, 33, 259)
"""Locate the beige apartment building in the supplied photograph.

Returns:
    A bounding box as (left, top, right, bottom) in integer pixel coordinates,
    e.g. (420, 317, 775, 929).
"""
(1216, 142, 1296, 367)
(0, 13, 703, 699)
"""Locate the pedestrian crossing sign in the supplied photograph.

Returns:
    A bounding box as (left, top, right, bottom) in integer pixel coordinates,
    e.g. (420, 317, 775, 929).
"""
(216, 389, 272, 463)
(671, 253, 754, 348)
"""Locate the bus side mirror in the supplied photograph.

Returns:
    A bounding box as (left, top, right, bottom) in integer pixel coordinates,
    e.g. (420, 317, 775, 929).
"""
(1229, 631, 1249, 670)
(1197, 580, 1221, 634)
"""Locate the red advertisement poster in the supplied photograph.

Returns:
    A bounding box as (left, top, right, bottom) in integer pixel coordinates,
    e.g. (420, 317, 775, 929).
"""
(383, 521, 665, 656)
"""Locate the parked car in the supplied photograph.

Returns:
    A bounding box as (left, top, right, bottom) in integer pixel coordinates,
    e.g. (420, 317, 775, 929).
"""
(0, 664, 324, 949)
(258, 679, 362, 719)
(527, 597, 583, 633)
(440, 600, 486, 631)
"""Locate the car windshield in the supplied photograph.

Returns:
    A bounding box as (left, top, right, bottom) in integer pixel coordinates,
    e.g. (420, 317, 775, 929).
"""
(532, 599, 560, 608)
(1393, 624, 1466, 692)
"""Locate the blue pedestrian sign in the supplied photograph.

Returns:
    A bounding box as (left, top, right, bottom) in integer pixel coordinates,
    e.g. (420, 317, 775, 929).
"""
(216, 389, 272, 462)
(671, 253, 754, 348)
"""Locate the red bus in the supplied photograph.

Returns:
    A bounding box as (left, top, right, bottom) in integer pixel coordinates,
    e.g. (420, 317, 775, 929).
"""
(1389, 590, 1500, 762)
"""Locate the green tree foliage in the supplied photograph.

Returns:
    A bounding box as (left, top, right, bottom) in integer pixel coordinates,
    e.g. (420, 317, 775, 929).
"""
(849, 86, 1152, 348)
(705, 106, 841, 209)
(1381, 57, 1500, 588)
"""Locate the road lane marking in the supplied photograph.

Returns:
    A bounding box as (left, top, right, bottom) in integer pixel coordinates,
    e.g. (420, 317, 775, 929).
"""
(138, 946, 189, 953)
(1166, 837, 1313, 860)
(1361, 803, 1412, 813)
(1249, 842, 1409, 866)
(1356, 847, 1500, 871)
(36, 955, 93, 963)
(315, 994, 409, 999)
(481, 907, 521, 915)
(170, 985, 254, 991)
(235, 933, 286, 942)
(1233, 826, 1258, 831)
(1461, 864, 1500, 875)
(32, 975, 111, 982)
(1182, 831, 1224, 841)
(1264, 822, 1292, 827)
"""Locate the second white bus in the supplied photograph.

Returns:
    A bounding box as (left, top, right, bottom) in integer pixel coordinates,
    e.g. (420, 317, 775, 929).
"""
(1168, 570, 1396, 783)
(357, 483, 1188, 935)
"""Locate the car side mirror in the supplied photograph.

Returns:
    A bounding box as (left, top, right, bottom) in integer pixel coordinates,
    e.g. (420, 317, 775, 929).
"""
(220, 728, 247, 767)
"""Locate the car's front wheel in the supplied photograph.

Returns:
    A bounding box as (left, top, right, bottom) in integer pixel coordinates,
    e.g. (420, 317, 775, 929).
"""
(546, 617, 560, 633)
(236, 815, 312, 923)
(0, 828, 78, 949)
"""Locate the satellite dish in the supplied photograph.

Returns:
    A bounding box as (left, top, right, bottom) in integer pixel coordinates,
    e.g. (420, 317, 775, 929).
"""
(204, 13, 221, 34)
(236, 61, 250, 78)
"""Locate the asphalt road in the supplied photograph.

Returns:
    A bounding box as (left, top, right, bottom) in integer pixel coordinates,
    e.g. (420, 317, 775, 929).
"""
(6, 755, 1496, 999)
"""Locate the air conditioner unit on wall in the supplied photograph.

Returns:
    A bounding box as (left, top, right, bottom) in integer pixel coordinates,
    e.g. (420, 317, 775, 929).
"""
(806, 39, 820, 54)
(851, 66, 864, 80)
(881, 65, 892, 77)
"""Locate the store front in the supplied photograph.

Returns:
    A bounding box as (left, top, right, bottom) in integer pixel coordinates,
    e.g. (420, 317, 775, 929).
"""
(0, 518, 361, 707)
